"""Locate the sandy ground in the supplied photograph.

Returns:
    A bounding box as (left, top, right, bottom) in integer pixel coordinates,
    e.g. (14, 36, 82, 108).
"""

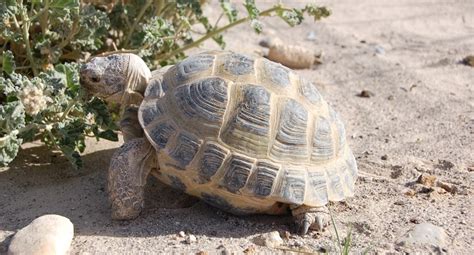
(1, 0, 473, 254)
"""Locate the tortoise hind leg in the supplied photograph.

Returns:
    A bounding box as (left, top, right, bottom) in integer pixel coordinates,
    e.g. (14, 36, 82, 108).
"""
(108, 138, 155, 219)
(292, 205, 330, 235)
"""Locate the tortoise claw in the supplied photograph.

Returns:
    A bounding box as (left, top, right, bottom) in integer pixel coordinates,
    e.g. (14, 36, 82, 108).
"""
(292, 206, 330, 235)
(297, 214, 313, 235)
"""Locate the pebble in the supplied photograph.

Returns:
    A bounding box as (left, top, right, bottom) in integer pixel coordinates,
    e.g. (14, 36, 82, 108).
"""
(397, 223, 447, 248)
(8, 214, 74, 255)
(390, 165, 403, 179)
(357, 90, 375, 98)
(252, 231, 283, 248)
(243, 244, 257, 254)
(178, 231, 186, 238)
(291, 240, 304, 247)
(436, 181, 457, 194)
(416, 174, 437, 187)
(394, 200, 406, 205)
(306, 31, 317, 41)
(402, 188, 416, 197)
(436, 159, 454, 170)
(381, 155, 388, 160)
(462, 55, 474, 67)
(185, 234, 197, 244)
(375, 45, 385, 55)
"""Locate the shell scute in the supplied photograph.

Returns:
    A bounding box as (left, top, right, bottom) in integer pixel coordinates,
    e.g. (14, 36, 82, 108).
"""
(223, 53, 255, 75)
(176, 54, 215, 82)
(147, 121, 177, 149)
(276, 168, 306, 205)
(174, 77, 228, 123)
(251, 161, 280, 197)
(270, 99, 309, 161)
(169, 132, 201, 169)
(221, 84, 271, 156)
(221, 154, 255, 194)
(196, 142, 229, 184)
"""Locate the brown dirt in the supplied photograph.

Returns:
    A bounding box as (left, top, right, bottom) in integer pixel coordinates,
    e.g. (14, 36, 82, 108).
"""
(1, 0, 473, 254)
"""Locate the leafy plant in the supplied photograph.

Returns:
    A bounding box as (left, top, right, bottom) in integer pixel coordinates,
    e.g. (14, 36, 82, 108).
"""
(0, 0, 330, 169)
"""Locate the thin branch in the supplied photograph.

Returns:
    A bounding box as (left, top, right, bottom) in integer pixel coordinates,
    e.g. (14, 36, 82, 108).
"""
(16, 5, 38, 76)
(156, 5, 284, 62)
(121, 0, 153, 48)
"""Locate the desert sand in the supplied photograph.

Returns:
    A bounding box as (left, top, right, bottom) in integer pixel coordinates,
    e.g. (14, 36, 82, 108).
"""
(1, 0, 473, 254)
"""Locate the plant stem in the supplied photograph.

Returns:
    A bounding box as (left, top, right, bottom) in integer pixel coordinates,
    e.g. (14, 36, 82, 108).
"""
(57, 19, 79, 50)
(121, 0, 153, 48)
(16, 4, 38, 76)
(18, 123, 46, 135)
(31, 0, 50, 23)
(59, 98, 80, 122)
(156, 5, 285, 61)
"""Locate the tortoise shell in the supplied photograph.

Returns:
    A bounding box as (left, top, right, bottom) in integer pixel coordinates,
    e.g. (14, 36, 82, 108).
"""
(138, 51, 357, 215)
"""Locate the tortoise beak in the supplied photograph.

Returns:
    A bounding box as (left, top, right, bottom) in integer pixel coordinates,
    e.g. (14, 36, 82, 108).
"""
(79, 63, 101, 98)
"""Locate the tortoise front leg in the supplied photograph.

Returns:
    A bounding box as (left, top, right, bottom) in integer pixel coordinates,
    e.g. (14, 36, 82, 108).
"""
(120, 106, 144, 142)
(108, 138, 155, 220)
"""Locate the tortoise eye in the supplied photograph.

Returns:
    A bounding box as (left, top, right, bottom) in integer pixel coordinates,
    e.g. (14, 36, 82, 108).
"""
(91, 76, 101, 83)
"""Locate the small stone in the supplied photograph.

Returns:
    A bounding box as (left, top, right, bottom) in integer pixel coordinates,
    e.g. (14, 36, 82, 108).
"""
(387, 95, 394, 100)
(416, 174, 437, 187)
(357, 90, 375, 98)
(391, 165, 403, 179)
(436, 181, 457, 194)
(291, 240, 304, 247)
(196, 251, 208, 255)
(381, 155, 388, 160)
(397, 223, 447, 248)
(428, 190, 443, 201)
(432, 186, 447, 194)
(185, 234, 197, 244)
(394, 200, 406, 205)
(243, 245, 257, 254)
(178, 231, 186, 238)
(436, 159, 454, 170)
(467, 166, 474, 172)
(8, 214, 74, 255)
(253, 231, 283, 248)
(375, 45, 385, 55)
(409, 218, 420, 224)
(283, 231, 291, 240)
(306, 31, 317, 41)
(462, 55, 474, 67)
(220, 247, 231, 255)
(402, 188, 416, 197)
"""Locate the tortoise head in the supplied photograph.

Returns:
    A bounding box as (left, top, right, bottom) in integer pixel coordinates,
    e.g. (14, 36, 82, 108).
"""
(80, 54, 151, 104)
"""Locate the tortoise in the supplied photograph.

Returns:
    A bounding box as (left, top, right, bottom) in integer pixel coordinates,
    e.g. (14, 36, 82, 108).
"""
(80, 51, 357, 235)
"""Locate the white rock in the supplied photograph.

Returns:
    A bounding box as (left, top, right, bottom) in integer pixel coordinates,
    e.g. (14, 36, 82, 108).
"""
(398, 223, 447, 248)
(8, 214, 74, 255)
(178, 231, 186, 238)
(185, 234, 197, 244)
(306, 31, 317, 41)
(253, 231, 283, 248)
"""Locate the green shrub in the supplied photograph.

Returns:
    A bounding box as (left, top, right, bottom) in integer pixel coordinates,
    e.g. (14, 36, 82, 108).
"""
(0, 0, 330, 169)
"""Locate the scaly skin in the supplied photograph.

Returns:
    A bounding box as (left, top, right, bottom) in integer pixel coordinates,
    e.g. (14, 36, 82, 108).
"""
(108, 138, 155, 219)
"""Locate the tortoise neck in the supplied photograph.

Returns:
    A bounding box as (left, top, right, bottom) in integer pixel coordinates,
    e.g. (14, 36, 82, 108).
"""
(125, 55, 151, 95)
